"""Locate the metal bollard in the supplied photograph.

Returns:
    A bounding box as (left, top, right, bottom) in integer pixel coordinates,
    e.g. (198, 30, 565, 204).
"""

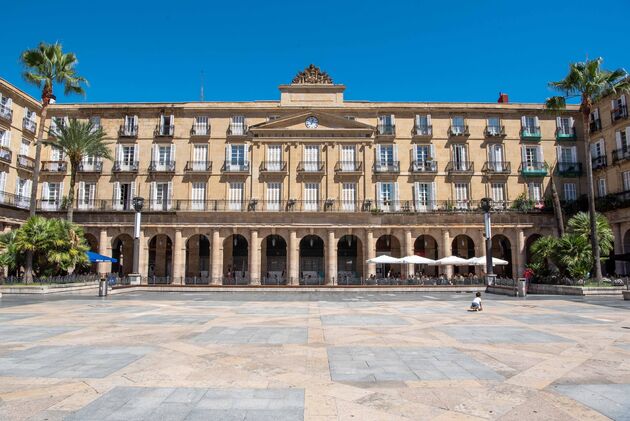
(98, 278, 108, 297)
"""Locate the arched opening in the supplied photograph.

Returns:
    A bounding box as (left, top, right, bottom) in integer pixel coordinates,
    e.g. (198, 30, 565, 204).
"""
(337, 235, 363, 284)
(451, 234, 475, 275)
(111, 234, 134, 277)
(262, 234, 287, 285)
(300, 235, 324, 285)
(375, 234, 401, 279)
(223, 234, 248, 285)
(81, 233, 99, 274)
(148, 234, 173, 283)
(414, 235, 438, 276)
(491, 234, 512, 278)
(525, 234, 542, 266)
(185, 234, 210, 284)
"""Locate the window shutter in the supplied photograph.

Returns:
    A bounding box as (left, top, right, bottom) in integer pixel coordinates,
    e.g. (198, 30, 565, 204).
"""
(113, 181, 120, 208)
(520, 116, 526, 128)
(590, 143, 597, 158)
(167, 181, 173, 209)
(594, 108, 599, 120)
(413, 181, 419, 208)
(375, 144, 382, 165)
(50, 118, 57, 134)
(571, 146, 577, 163)
(244, 144, 249, 165)
(569, 117, 575, 128)
(430, 144, 435, 160)
(393, 183, 400, 211)
(556, 116, 561, 130)
(150, 182, 156, 208)
(59, 182, 64, 201)
(376, 182, 382, 208)
(555, 146, 561, 163)
(537, 145, 543, 162)
(133, 145, 138, 164)
(170, 114, 175, 130)
(616, 131, 623, 150)
(78, 182, 85, 206)
(612, 99, 616, 110)
(412, 144, 418, 163)
(626, 127, 630, 146)
(133, 115, 138, 129)
(621, 95, 627, 107)
(130, 182, 136, 202)
(431, 181, 437, 209)
(42, 182, 49, 202)
(520, 146, 526, 164)
(393, 145, 398, 163)
(116, 145, 122, 163)
(152, 144, 158, 162)
(534, 116, 540, 128)
(89, 183, 95, 206)
(390, 114, 395, 126)
(5, 98, 12, 109)
(26, 180, 32, 198)
(426, 114, 432, 127)
(170, 144, 176, 164)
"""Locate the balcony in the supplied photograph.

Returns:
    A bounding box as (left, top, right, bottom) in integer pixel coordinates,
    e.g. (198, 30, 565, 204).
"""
(520, 126, 541, 140)
(611, 104, 628, 123)
(154, 125, 174, 137)
(17, 154, 35, 171)
(411, 160, 438, 173)
(485, 125, 506, 137)
(119, 125, 138, 137)
(376, 124, 395, 138)
(78, 161, 103, 173)
(0, 105, 12, 123)
(259, 161, 287, 173)
(227, 125, 248, 137)
(412, 125, 432, 138)
(23, 118, 37, 134)
(41, 161, 67, 173)
(297, 161, 325, 174)
(556, 162, 582, 177)
(221, 161, 250, 173)
(556, 127, 576, 140)
(334, 161, 363, 174)
(148, 160, 176, 173)
(612, 148, 630, 164)
(446, 161, 473, 175)
(185, 161, 212, 173)
(373, 161, 400, 174)
(592, 155, 607, 170)
(0, 146, 11, 164)
(519, 161, 548, 177)
(590, 118, 602, 133)
(448, 125, 469, 137)
(482, 161, 511, 175)
(190, 123, 210, 137)
(112, 160, 139, 172)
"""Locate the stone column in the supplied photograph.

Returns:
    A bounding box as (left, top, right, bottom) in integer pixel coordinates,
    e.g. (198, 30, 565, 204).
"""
(404, 230, 413, 278)
(366, 230, 376, 278)
(173, 230, 185, 285)
(249, 230, 260, 285)
(211, 230, 222, 285)
(98, 229, 110, 276)
(138, 230, 148, 280)
(289, 231, 299, 285)
(327, 231, 337, 285)
(442, 229, 452, 278)
(474, 229, 485, 276)
(613, 223, 624, 275)
(516, 229, 526, 279)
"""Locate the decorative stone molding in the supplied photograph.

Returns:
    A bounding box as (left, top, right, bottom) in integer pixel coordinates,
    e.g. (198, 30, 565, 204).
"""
(291, 64, 333, 85)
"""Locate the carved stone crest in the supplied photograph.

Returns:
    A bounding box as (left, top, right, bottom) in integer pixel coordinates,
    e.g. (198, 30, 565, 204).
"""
(291, 64, 333, 84)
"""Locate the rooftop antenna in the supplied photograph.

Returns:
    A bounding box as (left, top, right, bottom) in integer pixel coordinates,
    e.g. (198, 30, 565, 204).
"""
(200, 70, 205, 102)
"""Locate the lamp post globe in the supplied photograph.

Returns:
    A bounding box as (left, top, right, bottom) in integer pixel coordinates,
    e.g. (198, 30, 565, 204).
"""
(132, 196, 144, 212)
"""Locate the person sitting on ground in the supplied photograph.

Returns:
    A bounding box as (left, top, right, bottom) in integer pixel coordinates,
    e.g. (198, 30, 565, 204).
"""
(470, 292, 483, 311)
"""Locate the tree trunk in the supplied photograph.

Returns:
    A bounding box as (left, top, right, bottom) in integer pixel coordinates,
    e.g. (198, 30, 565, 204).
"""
(582, 110, 602, 280)
(67, 162, 76, 222)
(550, 173, 565, 236)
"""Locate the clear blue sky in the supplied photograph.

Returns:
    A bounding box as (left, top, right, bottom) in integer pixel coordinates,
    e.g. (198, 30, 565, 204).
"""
(2, 0, 628, 104)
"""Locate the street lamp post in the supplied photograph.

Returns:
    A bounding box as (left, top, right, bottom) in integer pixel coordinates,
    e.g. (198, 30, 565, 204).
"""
(480, 197, 496, 286)
(128, 196, 144, 285)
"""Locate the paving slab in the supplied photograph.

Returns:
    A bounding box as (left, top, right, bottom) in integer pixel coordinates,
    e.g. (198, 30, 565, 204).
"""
(504, 314, 609, 325)
(123, 314, 216, 324)
(552, 384, 630, 421)
(0, 325, 78, 343)
(191, 326, 308, 344)
(321, 314, 410, 326)
(438, 325, 572, 343)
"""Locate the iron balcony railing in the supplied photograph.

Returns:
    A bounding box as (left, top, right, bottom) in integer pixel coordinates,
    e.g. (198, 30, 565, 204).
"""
(118, 125, 138, 137)
(556, 161, 583, 176)
(155, 125, 175, 137)
(185, 161, 212, 172)
(482, 161, 511, 174)
(23, 118, 37, 133)
(221, 161, 250, 173)
(612, 148, 630, 164)
(411, 160, 438, 173)
(78, 161, 103, 173)
(446, 161, 473, 174)
(485, 125, 506, 137)
(148, 160, 176, 172)
(190, 123, 210, 136)
(519, 161, 548, 176)
(112, 160, 139, 172)
(590, 118, 602, 133)
(227, 125, 248, 136)
(0, 192, 30, 209)
(556, 127, 576, 140)
(592, 155, 607, 170)
(520, 126, 541, 140)
(17, 154, 35, 171)
(334, 161, 363, 172)
(0, 146, 11, 164)
(259, 161, 287, 172)
(448, 125, 469, 136)
(376, 124, 396, 136)
(412, 125, 432, 137)
(41, 161, 67, 172)
(373, 161, 400, 173)
(611, 104, 628, 122)
(297, 161, 325, 173)
(0, 105, 12, 122)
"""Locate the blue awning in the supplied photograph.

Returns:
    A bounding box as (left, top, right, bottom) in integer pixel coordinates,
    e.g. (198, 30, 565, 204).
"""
(86, 251, 118, 263)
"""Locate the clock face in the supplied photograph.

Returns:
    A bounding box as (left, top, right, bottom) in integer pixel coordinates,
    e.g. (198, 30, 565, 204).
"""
(305, 116, 319, 129)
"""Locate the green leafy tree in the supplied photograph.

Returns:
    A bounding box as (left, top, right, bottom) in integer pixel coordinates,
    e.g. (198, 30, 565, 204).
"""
(546, 58, 630, 280)
(557, 234, 593, 280)
(530, 235, 558, 269)
(0, 230, 21, 276)
(566, 211, 614, 258)
(20, 42, 88, 281)
(43, 119, 111, 222)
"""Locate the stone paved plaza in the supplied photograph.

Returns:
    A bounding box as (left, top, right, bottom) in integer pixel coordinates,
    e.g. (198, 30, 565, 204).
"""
(0, 291, 629, 420)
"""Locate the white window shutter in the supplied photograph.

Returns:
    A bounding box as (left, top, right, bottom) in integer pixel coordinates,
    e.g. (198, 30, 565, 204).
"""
(89, 183, 95, 205)
(375, 144, 381, 164)
(430, 144, 435, 160)
(393, 145, 398, 163)
(113, 181, 120, 207)
(556, 146, 561, 163)
(616, 131, 623, 150)
(42, 182, 49, 201)
(426, 114, 432, 127)
(390, 114, 395, 126)
(6, 98, 12, 109)
(225, 145, 230, 164)
(520, 116, 526, 127)
(170, 114, 175, 127)
(152, 144, 158, 162)
(78, 182, 85, 206)
(431, 181, 437, 209)
(59, 182, 64, 201)
(571, 146, 577, 163)
(569, 117, 575, 128)
(590, 143, 597, 158)
(413, 181, 419, 207)
(612, 99, 616, 110)
(538, 145, 543, 162)
(534, 116, 540, 128)
(626, 127, 630, 146)
(556, 116, 561, 130)
(412, 144, 418, 162)
(130, 182, 136, 201)
(376, 182, 382, 208)
(150, 182, 156, 207)
(393, 183, 400, 211)
(171, 144, 176, 163)
(520, 146, 526, 164)
(622, 95, 627, 106)
(133, 145, 138, 163)
(26, 180, 32, 198)
(244, 144, 249, 164)
(167, 181, 173, 208)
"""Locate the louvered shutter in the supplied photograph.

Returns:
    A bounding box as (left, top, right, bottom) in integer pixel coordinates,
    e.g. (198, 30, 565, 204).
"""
(556, 116, 562, 132)
(616, 131, 622, 150)
(113, 182, 121, 210)
(150, 182, 156, 210)
(170, 144, 176, 170)
(621, 95, 627, 107)
(170, 114, 175, 135)
(78, 181, 85, 209)
(413, 182, 419, 210)
(393, 145, 398, 169)
(426, 114, 432, 130)
(520, 116, 526, 129)
(571, 146, 577, 163)
(431, 182, 437, 210)
(393, 183, 400, 211)
(167, 181, 173, 209)
(376, 182, 382, 209)
(375, 144, 382, 169)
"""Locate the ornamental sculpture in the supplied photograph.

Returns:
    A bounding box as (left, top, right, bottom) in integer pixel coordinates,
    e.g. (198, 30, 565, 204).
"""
(291, 64, 333, 84)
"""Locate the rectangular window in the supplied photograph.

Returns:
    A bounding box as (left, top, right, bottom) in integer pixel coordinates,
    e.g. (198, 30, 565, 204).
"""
(528, 182, 542, 204)
(191, 182, 206, 210)
(78, 182, 96, 209)
(451, 116, 465, 134)
(0, 128, 10, 147)
(89, 116, 101, 131)
(228, 182, 244, 210)
(151, 182, 171, 211)
(266, 182, 281, 211)
(194, 116, 209, 135)
(598, 178, 607, 197)
(377, 115, 395, 134)
(0, 95, 12, 119)
(121, 145, 136, 168)
(414, 182, 435, 211)
(304, 182, 319, 211)
(415, 114, 432, 135)
(123, 115, 137, 135)
(623, 171, 630, 191)
(114, 182, 135, 210)
(487, 117, 501, 135)
(341, 183, 356, 211)
(452, 144, 468, 171)
(563, 183, 577, 202)
(376, 144, 397, 171)
(340, 145, 356, 171)
(15, 178, 31, 208)
(557, 116, 574, 136)
(43, 182, 62, 210)
(192, 144, 208, 170)
(522, 115, 540, 136)
(488, 144, 504, 171)
(523, 145, 542, 170)
(159, 114, 174, 135)
(591, 139, 605, 158)
(559, 146, 576, 163)
(228, 144, 247, 171)
(491, 183, 506, 208)
(267, 145, 282, 170)
(0, 171, 6, 197)
(454, 183, 469, 209)
(230, 115, 246, 135)
(303, 145, 320, 171)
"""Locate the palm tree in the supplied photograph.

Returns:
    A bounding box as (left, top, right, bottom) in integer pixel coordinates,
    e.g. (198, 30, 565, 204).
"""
(20, 42, 88, 281)
(567, 211, 614, 259)
(43, 119, 111, 222)
(546, 58, 630, 281)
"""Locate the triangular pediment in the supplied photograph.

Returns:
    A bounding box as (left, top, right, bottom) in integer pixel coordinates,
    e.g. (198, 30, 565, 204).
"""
(249, 111, 374, 137)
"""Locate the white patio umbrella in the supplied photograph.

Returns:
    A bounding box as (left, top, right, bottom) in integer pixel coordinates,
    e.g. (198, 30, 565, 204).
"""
(366, 255, 403, 264)
(400, 255, 436, 265)
(466, 256, 509, 266)
(430, 256, 471, 266)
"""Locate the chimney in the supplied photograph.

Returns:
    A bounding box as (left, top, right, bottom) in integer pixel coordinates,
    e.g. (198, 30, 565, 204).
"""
(498, 92, 509, 103)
